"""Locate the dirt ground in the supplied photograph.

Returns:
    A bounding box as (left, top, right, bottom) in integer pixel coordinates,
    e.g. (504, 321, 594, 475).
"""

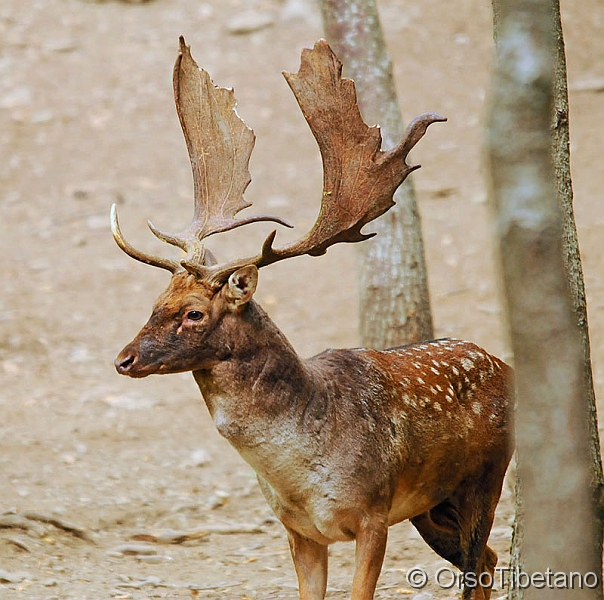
(1, 0, 603, 598)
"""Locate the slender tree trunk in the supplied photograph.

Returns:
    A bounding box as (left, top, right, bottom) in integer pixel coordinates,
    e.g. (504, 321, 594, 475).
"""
(318, 0, 434, 348)
(491, 3, 604, 598)
(550, 6, 604, 519)
(487, 1, 602, 599)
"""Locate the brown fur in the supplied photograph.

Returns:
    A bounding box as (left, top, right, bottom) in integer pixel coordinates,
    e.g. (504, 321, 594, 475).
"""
(115, 268, 513, 600)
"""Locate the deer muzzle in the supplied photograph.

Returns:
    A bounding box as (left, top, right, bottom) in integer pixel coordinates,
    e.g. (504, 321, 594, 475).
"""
(114, 351, 137, 375)
(114, 344, 160, 378)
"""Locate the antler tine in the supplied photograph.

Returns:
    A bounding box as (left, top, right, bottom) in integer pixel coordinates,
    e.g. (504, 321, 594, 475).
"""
(111, 204, 180, 274)
(386, 112, 448, 166)
(202, 39, 445, 287)
(147, 36, 291, 272)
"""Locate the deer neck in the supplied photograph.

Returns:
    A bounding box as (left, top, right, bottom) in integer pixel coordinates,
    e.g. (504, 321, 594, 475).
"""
(192, 300, 312, 447)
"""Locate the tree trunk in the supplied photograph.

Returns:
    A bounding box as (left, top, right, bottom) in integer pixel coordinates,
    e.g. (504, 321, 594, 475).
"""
(318, 0, 434, 348)
(487, 1, 602, 599)
(550, 5, 604, 520)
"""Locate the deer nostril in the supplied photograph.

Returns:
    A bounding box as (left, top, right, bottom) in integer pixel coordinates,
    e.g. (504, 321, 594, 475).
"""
(115, 354, 137, 373)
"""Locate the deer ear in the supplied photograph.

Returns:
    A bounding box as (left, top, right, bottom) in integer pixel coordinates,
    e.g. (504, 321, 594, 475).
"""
(225, 265, 258, 308)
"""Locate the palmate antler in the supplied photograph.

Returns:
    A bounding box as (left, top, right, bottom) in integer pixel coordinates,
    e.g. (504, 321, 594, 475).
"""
(111, 36, 291, 274)
(111, 37, 445, 286)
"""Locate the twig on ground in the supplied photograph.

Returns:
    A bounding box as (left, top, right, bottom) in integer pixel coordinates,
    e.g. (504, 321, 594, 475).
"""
(130, 522, 266, 545)
(0, 511, 95, 543)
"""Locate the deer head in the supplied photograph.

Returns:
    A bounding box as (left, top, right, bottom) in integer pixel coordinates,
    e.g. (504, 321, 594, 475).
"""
(113, 37, 445, 377)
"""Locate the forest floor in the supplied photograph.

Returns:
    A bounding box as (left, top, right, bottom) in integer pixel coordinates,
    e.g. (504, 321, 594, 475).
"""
(1, 0, 603, 598)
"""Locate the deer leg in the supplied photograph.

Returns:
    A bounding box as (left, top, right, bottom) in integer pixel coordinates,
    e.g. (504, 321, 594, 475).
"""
(457, 462, 508, 600)
(458, 510, 499, 600)
(285, 526, 328, 600)
(411, 461, 507, 600)
(411, 501, 465, 570)
(350, 515, 389, 600)
(412, 502, 495, 600)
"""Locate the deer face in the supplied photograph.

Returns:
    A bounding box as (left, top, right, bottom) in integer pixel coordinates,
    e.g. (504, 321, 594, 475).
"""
(115, 266, 258, 378)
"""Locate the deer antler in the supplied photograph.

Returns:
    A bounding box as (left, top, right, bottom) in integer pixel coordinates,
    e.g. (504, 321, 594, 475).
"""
(111, 39, 445, 285)
(111, 36, 291, 273)
(201, 40, 445, 286)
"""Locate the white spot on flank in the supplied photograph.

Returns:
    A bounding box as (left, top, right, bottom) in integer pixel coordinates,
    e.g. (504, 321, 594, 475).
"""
(417, 377, 425, 385)
(446, 394, 454, 403)
(452, 366, 459, 376)
(432, 360, 440, 367)
(412, 362, 422, 369)
(472, 402, 482, 415)
(461, 358, 475, 372)
(434, 402, 442, 411)
(436, 384, 443, 392)
(430, 386, 438, 395)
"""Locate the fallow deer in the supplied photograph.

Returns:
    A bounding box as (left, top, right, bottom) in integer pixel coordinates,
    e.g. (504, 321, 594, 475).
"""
(111, 38, 513, 600)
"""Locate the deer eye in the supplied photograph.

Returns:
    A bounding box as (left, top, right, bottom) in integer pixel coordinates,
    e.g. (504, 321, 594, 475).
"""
(186, 310, 204, 321)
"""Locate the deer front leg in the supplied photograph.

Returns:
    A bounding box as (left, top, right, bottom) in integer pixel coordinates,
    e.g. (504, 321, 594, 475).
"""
(286, 526, 328, 600)
(350, 515, 389, 600)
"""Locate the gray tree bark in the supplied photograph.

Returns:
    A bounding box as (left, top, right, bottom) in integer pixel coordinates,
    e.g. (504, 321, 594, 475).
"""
(318, 0, 434, 348)
(487, 1, 602, 598)
(549, 6, 604, 521)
